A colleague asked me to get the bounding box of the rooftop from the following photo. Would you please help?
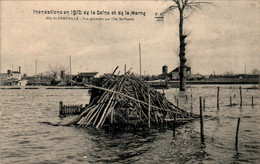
[78,72,98,77]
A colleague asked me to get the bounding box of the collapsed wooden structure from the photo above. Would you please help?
[66,69,197,130]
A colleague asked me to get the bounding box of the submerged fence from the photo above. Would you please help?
[171,86,259,113]
[59,101,85,115]
[169,85,258,150]
[58,85,257,150]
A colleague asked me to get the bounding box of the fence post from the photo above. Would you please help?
[63,105,66,114]
[80,104,83,113]
[59,101,63,115]
[252,96,254,107]
[162,88,165,96]
[200,97,205,144]
[239,86,242,107]
[235,118,240,150]
[217,87,220,110]
[148,89,151,131]
[191,94,193,115]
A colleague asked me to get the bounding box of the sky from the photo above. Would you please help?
[1,0,259,76]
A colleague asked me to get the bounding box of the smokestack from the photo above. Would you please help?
[60,70,65,79]
[19,66,21,73]
[162,65,168,74]
[7,70,11,75]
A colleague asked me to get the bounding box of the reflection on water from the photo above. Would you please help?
[1,85,260,163]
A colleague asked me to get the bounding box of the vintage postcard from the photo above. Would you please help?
[1,0,259,163]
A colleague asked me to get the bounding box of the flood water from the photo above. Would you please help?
[1,85,260,163]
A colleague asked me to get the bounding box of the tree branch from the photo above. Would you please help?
[187,1,214,9]
[173,0,181,9]
[160,5,178,17]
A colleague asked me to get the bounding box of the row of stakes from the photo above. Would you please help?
[200,96,240,151]
[168,86,254,151]
[171,86,255,111]
[170,96,241,150]
[60,86,251,150]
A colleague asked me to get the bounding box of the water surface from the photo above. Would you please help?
[1,85,259,163]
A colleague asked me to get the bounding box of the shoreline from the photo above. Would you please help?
[1,82,259,90]
[0,86,88,90]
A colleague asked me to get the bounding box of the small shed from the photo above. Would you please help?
[74,72,98,84]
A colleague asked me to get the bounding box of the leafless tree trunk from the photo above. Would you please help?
[49,65,67,80]
[160,0,212,91]
[179,9,186,91]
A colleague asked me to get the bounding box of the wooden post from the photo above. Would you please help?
[124,64,126,74]
[200,97,205,144]
[109,104,114,133]
[203,97,205,109]
[139,43,142,80]
[173,113,176,138]
[217,87,220,110]
[69,55,72,86]
[230,97,232,106]
[235,118,240,150]
[252,96,254,107]
[148,89,151,131]
[191,94,193,114]
[239,86,242,107]
[59,101,63,115]
[163,111,167,131]
[111,109,114,126]
[80,105,83,114]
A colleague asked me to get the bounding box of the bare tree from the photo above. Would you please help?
[49,65,67,80]
[252,69,260,75]
[160,0,213,91]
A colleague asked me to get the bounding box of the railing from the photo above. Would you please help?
[59,101,85,115]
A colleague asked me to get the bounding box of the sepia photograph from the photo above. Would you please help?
[1,0,259,163]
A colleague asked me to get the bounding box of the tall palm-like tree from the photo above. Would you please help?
[160,0,213,91]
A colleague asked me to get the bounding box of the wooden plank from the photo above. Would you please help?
[84,84,176,113]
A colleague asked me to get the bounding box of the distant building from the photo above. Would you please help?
[74,72,98,84]
[162,65,168,75]
[0,66,22,85]
[169,66,191,80]
[157,66,191,80]
[7,66,22,80]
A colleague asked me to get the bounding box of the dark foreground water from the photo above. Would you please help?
[1,85,260,163]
